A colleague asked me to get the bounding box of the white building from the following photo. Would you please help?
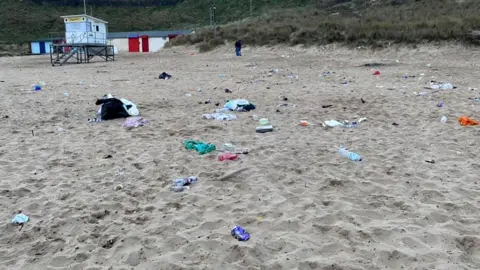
[107,30,192,53]
[61,14,108,44]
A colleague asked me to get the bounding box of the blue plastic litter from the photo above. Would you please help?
[12,213,29,225]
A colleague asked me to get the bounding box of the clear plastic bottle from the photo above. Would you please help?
[172,176,197,192]
[338,147,362,161]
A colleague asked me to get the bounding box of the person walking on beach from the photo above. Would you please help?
[235,40,242,56]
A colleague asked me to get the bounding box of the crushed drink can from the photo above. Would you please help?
[231,225,250,241]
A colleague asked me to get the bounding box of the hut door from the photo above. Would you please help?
[141,35,149,52]
[128,36,139,52]
[39,42,46,54]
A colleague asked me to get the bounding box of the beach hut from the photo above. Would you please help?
[29,39,53,55]
[108,30,192,53]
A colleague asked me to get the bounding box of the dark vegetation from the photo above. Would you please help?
[1,0,480,53]
[170,0,480,51]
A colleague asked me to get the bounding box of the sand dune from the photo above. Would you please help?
[0,44,479,270]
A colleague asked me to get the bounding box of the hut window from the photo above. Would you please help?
[96,25,99,32]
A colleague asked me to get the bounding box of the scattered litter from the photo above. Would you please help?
[32,84,41,91]
[12,213,29,230]
[324,120,344,128]
[469,87,478,91]
[278,95,288,101]
[358,117,368,123]
[122,117,148,129]
[403,74,416,79]
[259,118,270,126]
[323,119,360,128]
[89,94,140,122]
[300,120,310,126]
[441,115,448,123]
[172,176,197,192]
[414,92,427,96]
[64,92,69,97]
[425,159,436,164]
[218,153,238,161]
[426,82,455,90]
[219,74,226,79]
[437,101,444,108]
[392,122,399,126]
[322,105,333,108]
[373,70,381,75]
[231,225,250,241]
[256,125,273,133]
[339,147,362,162]
[202,113,237,121]
[104,155,113,159]
[159,72,172,80]
[224,99,256,112]
[361,98,366,104]
[256,118,273,132]
[220,143,249,154]
[287,74,298,79]
[252,114,259,121]
[184,140,216,155]
[268,69,280,76]
[114,184,123,191]
[225,88,232,93]
[458,116,479,126]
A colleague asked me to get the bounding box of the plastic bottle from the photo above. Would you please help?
[172,176,197,192]
[441,115,447,123]
[342,122,357,128]
[252,114,259,121]
[218,153,238,161]
[338,147,362,161]
[173,176,198,187]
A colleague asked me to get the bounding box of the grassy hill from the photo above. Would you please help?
[170,0,480,51]
[1,0,480,53]
[0,0,315,44]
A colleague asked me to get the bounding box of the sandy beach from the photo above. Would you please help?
[0,44,479,270]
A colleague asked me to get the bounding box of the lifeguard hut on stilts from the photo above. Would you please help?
[50,14,114,66]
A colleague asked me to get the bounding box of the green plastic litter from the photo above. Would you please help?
[184,140,216,155]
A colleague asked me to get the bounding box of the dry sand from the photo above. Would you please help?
[0,44,479,270]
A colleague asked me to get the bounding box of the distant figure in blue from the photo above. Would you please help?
[235,40,242,56]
